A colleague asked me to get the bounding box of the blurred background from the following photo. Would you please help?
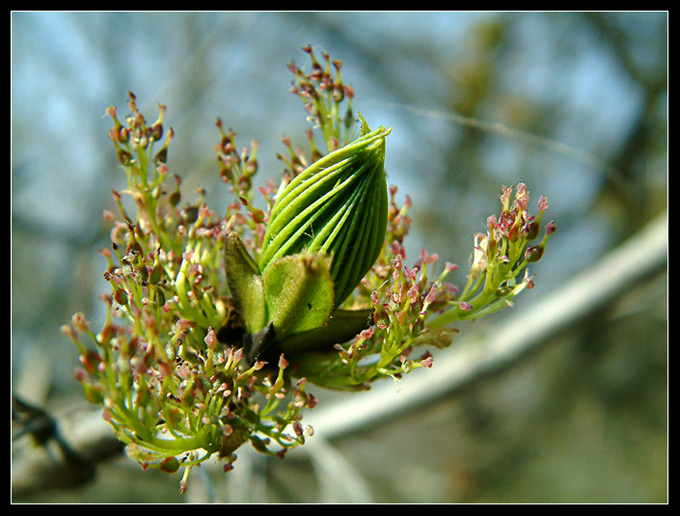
[11,12,667,503]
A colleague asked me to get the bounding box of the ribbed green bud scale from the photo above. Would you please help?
[260,121,391,307]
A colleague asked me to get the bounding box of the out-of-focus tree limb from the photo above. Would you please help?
[12,396,124,498]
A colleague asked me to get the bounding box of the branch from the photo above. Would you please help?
[12,396,124,498]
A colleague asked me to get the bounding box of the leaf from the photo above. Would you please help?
[224,231,266,334]
[263,252,335,341]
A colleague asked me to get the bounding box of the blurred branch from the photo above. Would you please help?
[11,210,667,499]
[12,396,124,498]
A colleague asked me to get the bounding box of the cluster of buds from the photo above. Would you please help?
[278,44,356,178]
[65,47,555,490]
[427,183,556,329]
[107,92,171,181]
[64,93,317,490]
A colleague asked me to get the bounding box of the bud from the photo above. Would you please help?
[81,382,104,405]
[524,244,544,263]
[159,456,180,474]
[259,117,391,307]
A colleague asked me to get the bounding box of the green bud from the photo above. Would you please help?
[81,382,105,405]
[159,456,180,474]
[260,117,390,307]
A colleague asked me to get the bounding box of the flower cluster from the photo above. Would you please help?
[64,46,554,490]
[293,180,556,391]
[63,93,317,492]
[287,44,356,155]
[426,183,556,329]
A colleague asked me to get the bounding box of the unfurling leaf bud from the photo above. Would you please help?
[260,117,391,307]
